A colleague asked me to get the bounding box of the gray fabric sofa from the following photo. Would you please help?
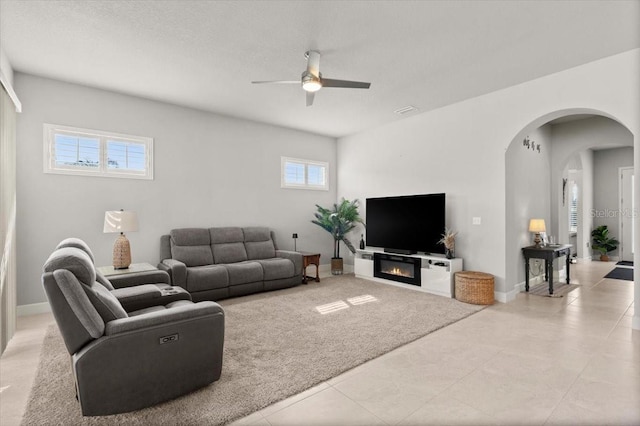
[159,227,303,301]
[42,244,225,416]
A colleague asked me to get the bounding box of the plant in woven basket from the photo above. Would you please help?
[438,228,458,259]
[311,198,364,274]
[591,225,618,261]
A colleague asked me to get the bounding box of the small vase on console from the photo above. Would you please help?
[439,228,458,260]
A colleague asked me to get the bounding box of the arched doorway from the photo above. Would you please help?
[505,109,637,331]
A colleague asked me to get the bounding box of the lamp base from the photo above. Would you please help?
[533,233,542,248]
[113,233,132,269]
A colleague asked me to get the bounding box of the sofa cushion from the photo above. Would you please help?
[243,227,271,242]
[243,227,276,260]
[84,282,128,322]
[44,248,127,322]
[245,240,276,260]
[213,243,248,264]
[170,228,213,267]
[43,247,96,286]
[55,238,96,263]
[225,262,263,285]
[186,265,229,292]
[256,258,295,281]
[52,239,115,290]
[210,227,244,244]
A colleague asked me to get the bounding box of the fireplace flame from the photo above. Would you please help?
[384,267,413,278]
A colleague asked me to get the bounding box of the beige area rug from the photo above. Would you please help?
[525,281,578,298]
[22,275,484,425]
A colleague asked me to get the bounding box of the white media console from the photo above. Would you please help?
[354,248,463,298]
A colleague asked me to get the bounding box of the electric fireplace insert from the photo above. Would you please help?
[373,253,421,286]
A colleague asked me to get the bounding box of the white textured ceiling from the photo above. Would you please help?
[1,0,638,138]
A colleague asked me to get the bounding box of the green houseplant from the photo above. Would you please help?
[591,225,619,261]
[312,198,364,274]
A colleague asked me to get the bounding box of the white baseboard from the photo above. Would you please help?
[17,301,51,316]
[495,281,525,303]
[495,277,538,303]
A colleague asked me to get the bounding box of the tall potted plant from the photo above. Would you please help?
[312,198,364,274]
[591,225,619,261]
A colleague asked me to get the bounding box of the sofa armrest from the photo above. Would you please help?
[109,270,171,289]
[160,259,187,288]
[111,284,162,303]
[105,301,223,335]
[111,284,188,312]
[276,250,303,274]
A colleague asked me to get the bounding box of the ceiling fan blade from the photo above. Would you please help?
[251,80,300,84]
[321,78,371,89]
[306,50,320,78]
[306,91,315,107]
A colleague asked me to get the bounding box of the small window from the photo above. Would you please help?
[43,124,153,180]
[569,182,578,233]
[281,157,328,190]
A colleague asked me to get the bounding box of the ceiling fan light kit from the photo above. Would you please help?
[301,71,322,92]
[252,50,371,106]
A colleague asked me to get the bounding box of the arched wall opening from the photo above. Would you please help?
[505,108,636,326]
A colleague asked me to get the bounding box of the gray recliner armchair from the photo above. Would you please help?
[54,237,192,311]
[42,245,225,416]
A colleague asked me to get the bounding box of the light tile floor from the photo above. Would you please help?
[1,261,638,425]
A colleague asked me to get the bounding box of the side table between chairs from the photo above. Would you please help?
[299,251,321,284]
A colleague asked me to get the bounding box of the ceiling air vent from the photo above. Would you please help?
[393,105,419,115]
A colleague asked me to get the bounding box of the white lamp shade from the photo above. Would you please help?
[103,210,139,233]
[528,219,546,233]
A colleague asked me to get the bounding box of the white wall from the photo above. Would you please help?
[16,73,337,307]
[549,117,633,257]
[550,118,633,260]
[505,125,552,288]
[0,45,18,352]
[338,49,639,301]
[593,147,634,257]
[579,150,595,261]
[0,46,14,88]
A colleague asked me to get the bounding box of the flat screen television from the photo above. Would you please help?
[366,193,445,255]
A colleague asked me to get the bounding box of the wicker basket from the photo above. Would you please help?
[455,271,495,305]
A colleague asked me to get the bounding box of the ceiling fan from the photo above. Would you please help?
[252,50,371,106]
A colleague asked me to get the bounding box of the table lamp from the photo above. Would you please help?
[103,210,139,269]
[528,219,546,248]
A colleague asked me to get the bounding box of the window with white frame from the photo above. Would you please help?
[43,124,153,180]
[281,157,328,190]
[569,182,578,233]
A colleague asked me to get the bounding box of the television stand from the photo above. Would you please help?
[354,248,463,298]
[383,248,416,255]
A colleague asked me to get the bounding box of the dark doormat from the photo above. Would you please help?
[616,260,633,267]
[604,267,634,281]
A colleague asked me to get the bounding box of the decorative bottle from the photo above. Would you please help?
[359,234,365,250]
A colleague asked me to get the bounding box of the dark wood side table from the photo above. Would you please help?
[299,251,321,284]
[522,244,572,295]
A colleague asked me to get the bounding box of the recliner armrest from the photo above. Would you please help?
[109,270,171,288]
[160,259,187,287]
[105,301,223,335]
[276,250,303,274]
[112,284,162,301]
[111,284,165,312]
